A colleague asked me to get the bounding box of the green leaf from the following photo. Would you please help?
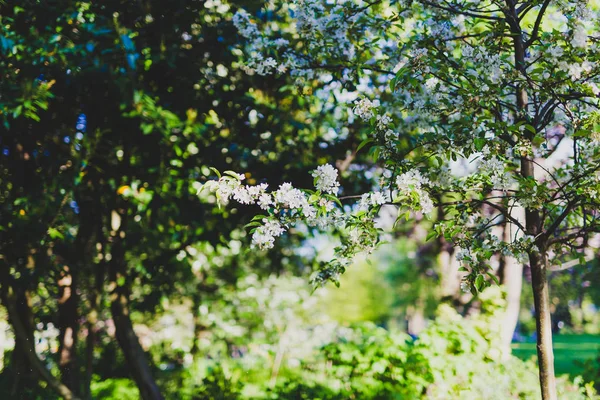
[425,231,438,242]
[209,167,221,179]
[475,274,484,291]
[487,272,499,286]
[357,138,374,153]
[524,124,536,135]
[47,227,64,239]
[474,138,486,151]
[224,170,243,180]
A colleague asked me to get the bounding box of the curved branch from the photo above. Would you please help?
[525,0,551,47]
[419,0,503,20]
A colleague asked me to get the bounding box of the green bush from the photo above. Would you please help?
[142,285,595,399]
[260,290,592,399]
[90,377,139,400]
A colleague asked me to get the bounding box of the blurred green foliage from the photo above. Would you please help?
[139,288,591,399]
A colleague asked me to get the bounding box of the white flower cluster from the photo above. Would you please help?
[557,59,593,81]
[396,169,429,191]
[307,209,345,230]
[200,165,346,250]
[311,164,340,194]
[353,98,379,121]
[501,235,537,263]
[233,10,259,39]
[202,173,247,205]
[294,0,357,60]
[462,45,504,83]
[479,156,513,190]
[572,24,588,49]
[376,114,392,130]
[231,9,293,76]
[455,248,471,262]
[460,280,470,293]
[200,165,389,275]
[252,218,286,249]
[233,183,269,205]
[395,169,434,215]
[358,192,389,210]
[273,182,313,214]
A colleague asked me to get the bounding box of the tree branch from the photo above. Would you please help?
[419,0,503,21]
[525,0,551,47]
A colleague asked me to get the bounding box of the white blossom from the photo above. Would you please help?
[274,183,309,209]
[232,186,253,204]
[257,193,272,210]
[232,10,259,38]
[353,98,379,121]
[252,219,286,250]
[396,170,434,215]
[370,192,388,206]
[460,281,470,293]
[396,169,429,191]
[311,164,340,194]
[376,114,392,130]
[572,24,588,49]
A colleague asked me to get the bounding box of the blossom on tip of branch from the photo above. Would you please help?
[311,164,340,194]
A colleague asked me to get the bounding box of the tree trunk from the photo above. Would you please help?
[438,241,462,300]
[499,205,525,353]
[190,292,206,358]
[521,149,557,399]
[522,151,557,399]
[10,288,36,395]
[506,2,557,395]
[84,255,105,400]
[60,194,99,396]
[109,234,164,400]
[529,250,556,400]
[406,301,426,336]
[1,283,79,400]
[499,255,523,351]
[57,265,80,395]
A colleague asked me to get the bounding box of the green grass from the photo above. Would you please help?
[512,334,600,377]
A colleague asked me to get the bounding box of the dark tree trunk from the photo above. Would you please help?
[57,266,80,395]
[84,254,105,400]
[190,292,205,358]
[505,2,557,396]
[529,249,557,400]
[10,289,36,396]
[109,233,164,400]
[0,280,79,400]
[57,204,97,396]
